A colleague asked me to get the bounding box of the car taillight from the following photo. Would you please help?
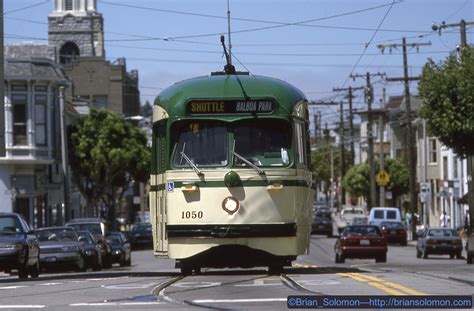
[452,240,462,245]
[427,240,438,245]
[342,238,358,246]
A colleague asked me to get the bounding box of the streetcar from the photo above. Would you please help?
[149,70,314,274]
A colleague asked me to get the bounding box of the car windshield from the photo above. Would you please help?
[344,226,382,237]
[107,235,122,244]
[427,229,458,237]
[233,120,292,167]
[37,229,78,242]
[342,209,364,215]
[382,222,404,229]
[0,216,24,235]
[132,224,152,232]
[78,232,94,244]
[67,224,103,235]
[316,210,331,218]
[172,121,228,167]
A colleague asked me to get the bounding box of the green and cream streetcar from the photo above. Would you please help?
[150,71,314,274]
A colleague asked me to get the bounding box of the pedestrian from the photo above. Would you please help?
[405,211,412,229]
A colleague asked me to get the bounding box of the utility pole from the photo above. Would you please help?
[350,72,384,209]
[333,86,365,166]
[379,113,386,207]
[433,19,474,234]
[59,87,70,223]
[0,0,4,157]
[378,38,431,239]
[339,101,346,206]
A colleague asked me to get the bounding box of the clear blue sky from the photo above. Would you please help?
[4,0,473,126]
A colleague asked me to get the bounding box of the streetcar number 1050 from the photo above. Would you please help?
[181,211,203,219]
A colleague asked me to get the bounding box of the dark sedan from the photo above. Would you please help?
[416,228,463,259]
[311,215,333,237]
[77,230,102,271]
[0,213,40,279]
[36,227,85,271]
[335,225,387,263]
[130,223,152,249]
[381,221,407,246]
[106,232,131,267]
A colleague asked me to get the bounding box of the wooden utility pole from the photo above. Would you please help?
[350,72,384,209]
[333,86,365,166]
[378,38,431,239]
[339,101,346,206]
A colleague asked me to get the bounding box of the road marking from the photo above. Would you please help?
[70,302,164,306]
[0,305,45,309]
[103,283,157,290]
[293,262,319,268]
[338,273,426,296]
[37,283,62,286]
[172,281,221,288]
[350,273,426,296]
[192,298,287,303]
[0,286,28,290]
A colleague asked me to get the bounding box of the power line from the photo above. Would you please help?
[3,1,49,15]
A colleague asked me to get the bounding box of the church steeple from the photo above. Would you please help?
[49,0,104,62]
[52,0,97,16]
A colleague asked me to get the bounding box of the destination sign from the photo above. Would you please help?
[187,100,275,115]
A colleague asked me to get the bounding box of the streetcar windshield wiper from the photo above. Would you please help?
[179,143,204,177]
[231,150,265,175]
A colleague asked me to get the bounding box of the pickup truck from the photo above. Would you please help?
[335,206,368,234]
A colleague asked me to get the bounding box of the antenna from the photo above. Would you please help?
[227,0,232,66]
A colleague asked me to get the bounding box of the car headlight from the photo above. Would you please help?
[62,246,78,252]
[114,249,122,255]
[222,196,239,214]
[85,250,94,256]
[0,243,24,250]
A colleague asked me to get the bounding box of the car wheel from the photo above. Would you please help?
[29,260,40,278]
[401,240,407,246]
[335,253,340,263]
[376,255,387,263]
[416,249,421,258]
[119,253,126,267]
[75,255,85,272]
[467,253,473,264]
[456,252,462,259]
[449,254,455,259]
[422,250,428,259]
[125,254,131,267]
[93,255,102,271]
[327,232,333,238]
[18,263,28,279]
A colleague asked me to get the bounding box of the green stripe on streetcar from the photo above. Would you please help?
[149,180,308,192]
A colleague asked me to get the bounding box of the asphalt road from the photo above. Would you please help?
[0,237,472,310]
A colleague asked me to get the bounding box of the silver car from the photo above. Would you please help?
[35,227,85,271]
[416,228,463,259]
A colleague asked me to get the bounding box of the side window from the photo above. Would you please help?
[386,211,397,219]
[374,210,384,219]
[153,120,167,174]
[294,122,305,166]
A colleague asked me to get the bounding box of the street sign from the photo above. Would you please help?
[376,170,390,186]
[420,182,431,203]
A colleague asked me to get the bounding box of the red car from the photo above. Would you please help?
[335,225,387,263]
[381,221,407,246]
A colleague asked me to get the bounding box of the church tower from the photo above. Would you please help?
[48,0,104,64]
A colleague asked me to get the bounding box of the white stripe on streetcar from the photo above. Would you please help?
[192,298,287,303]
[0,306,45,309]
[0,286,28,290]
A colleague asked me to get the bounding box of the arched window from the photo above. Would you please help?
[59,42,80,64]
[65,0,73,11]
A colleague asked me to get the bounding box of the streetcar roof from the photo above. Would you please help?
[154,74,307,117]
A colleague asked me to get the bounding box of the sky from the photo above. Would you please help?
[4,0,474,129]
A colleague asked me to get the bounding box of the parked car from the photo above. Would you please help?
[130,223,153,249]
[334,225,387,263]
[106,232,131,267]
[381,221,407,246]
[35,227,85,271]
[66,218,112,268]
[0,213,40,279]
[368,207,402,228]
[77,230,102,271]
[467,233,473,264]
[335,206,367,233]
[416,228,463,259]
[311,214,333,237]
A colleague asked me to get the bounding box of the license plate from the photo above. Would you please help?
[318,225,325,229]
[360,239,370,245]
[390,231,397,235]
[45,257,56,262]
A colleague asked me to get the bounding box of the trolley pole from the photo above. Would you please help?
[350,72,384,209]
[378,38,431,239]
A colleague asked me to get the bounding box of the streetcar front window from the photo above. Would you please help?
[233,120,291,167]
[172,121,228,167]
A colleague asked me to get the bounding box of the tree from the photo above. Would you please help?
[140,100,153,119]
[343,158,409,207]
[69,109,151,228]
[418,46,474,233]
[311,141,350,202]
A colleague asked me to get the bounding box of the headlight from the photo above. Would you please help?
[222,196,239,214]
[0,243,24,250]
[62,246,78,252]
[85,250,94,256]
[114,249,122,255]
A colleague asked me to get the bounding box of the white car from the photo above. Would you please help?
[335,206,367,233]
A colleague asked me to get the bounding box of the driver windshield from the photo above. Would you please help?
[234,120,291,167]
[0,216,24,235]
[37,229,78,242]
[172,121,228,167]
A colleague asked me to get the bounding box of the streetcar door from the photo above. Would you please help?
[153,120,168,257]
